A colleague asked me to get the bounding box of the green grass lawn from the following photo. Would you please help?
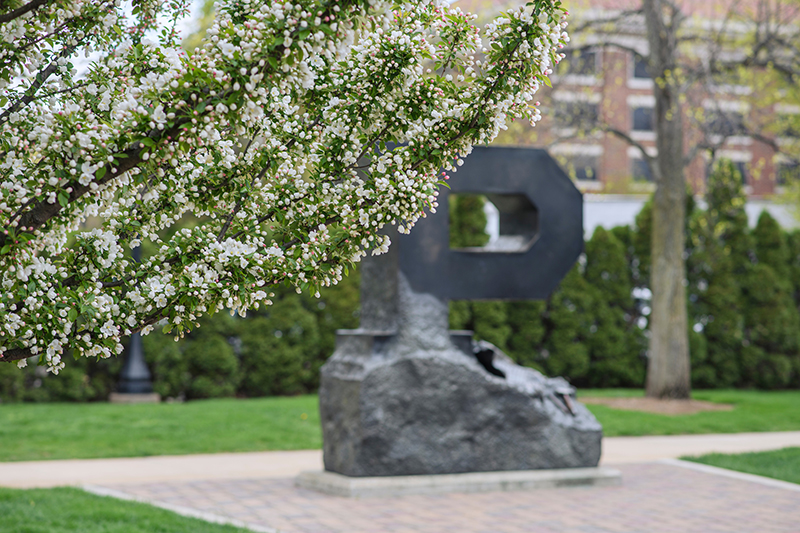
[684,447,800,485]
[579,389,800,437]
[2,390,799,462]
[0,486,249,533]
[0,395,320,462]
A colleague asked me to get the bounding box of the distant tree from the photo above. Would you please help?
[238,296,320,397]
[583,226,646,387]
[689,160,750,388]
[740,212,800,389]
[471,301,512,351]
[548,0,800,398]
[506,299,547,369]
[540,264,594,384]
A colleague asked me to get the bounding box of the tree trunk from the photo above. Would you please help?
[643,0,691,399]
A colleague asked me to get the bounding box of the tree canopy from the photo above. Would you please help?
[0,0,568,372]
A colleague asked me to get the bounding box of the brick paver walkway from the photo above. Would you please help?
[99,462,800,533]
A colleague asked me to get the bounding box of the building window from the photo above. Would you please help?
[560,49,597,77]
[633,55,650,79]
[554,101,600,129]
[707,111,746,137]
[563,155,599,181]
[631,159,653,182]
[632,107,654,132]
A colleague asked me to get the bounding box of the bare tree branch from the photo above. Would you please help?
[602,125,656,167]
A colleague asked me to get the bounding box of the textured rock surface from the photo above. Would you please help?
[319,277,603,477]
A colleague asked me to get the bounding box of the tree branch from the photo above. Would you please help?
[0,0,47,24]
[0,118,188,249]
[0,347,33,363]
[0,42,80,126]
[602,125,655,166]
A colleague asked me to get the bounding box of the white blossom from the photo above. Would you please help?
[0,0,567,372]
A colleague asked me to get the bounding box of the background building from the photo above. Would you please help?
[458,0,800,202]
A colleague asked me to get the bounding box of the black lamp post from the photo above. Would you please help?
[117,245,154,394]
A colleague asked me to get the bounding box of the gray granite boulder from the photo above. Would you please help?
[319,276,603,477]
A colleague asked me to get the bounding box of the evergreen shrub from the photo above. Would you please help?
[239,297,321,397]
[538,265,594,383]
[7,157,800,400]
[583,227,647,387]
[687,160,749,388]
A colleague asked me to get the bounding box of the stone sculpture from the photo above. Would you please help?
[319,147,603,477]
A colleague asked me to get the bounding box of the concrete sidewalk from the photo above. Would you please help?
[2,431,800,488]
[599,430,800,463]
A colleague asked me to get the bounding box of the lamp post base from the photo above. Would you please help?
[108,392,161,404]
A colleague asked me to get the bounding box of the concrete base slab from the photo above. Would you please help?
[108,393,161,404]
[295,467,622,498]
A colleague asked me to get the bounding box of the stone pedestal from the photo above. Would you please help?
[296,466,622,497]
[319,274,603,477]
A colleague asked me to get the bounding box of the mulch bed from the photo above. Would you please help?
[579,396,734,415]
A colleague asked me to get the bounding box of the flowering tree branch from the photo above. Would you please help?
[0,0,569,370]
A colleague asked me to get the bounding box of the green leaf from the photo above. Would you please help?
[58,191,69,207]
[267,57,278,69]
[140,137,155,148]
[96,166,106,180]
[68,308,78,322]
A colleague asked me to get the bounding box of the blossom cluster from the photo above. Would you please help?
[0,0,569,372]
